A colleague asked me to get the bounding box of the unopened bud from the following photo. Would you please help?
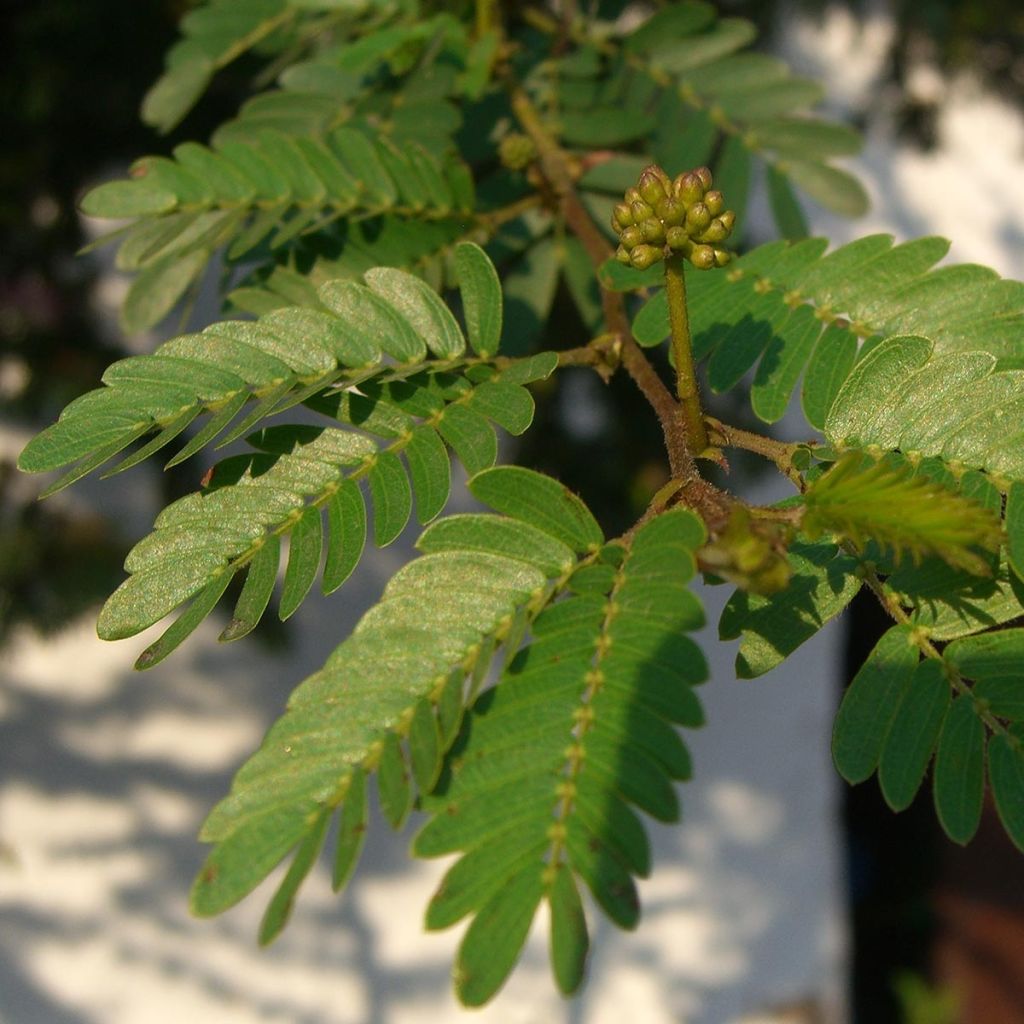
[685,202,711,232]
[656,196,685,226]
[624,187,642,206]
[690,244,715,269]
[638,168,668,206]
[641,217,666,243]
[615,245,631,265]
[714,248,731,267]
[701,218,729,243]
[675,172,704,205]
[695,166,713,191]
[612,203,634,230]
[629,245,662,270]
[620,225,644,249]
[704,190,724,216]
[666,226,689,250]
[630,199,655,222]
[718,209,736,233]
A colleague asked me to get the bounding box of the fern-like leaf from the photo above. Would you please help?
[189,467,602,936]
[414,509,708,1004]
[18,246,525,492]
[558,4,866,242]
[802,452,1003,575]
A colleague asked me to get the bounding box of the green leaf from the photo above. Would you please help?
[469,467,603,553]
[417,514,575,576]
[467,382,535,436]
[825,335,933,446]
[332,768,368,892]
[455,864,545,1007]
[279,505,323,621]
[750,304,822,422]
[783,159,869,218]
[377,731,412,829]
[597,258,665,293]
[713,135,752,239]
[625,2,716,52]
[558,108,656,147]
[455,242,502,357]
[548,863,588,996]
[368,451,412,546]
[759,118,862,160]
[878,658,950,811]
[409,698,442,792]
[647,18,757,74]
[800,324,857,431]
[323,479,366,594]
[142,57,213,134]
[1006,482,1024,582]
[437,404,497,475]
[121,249,208,334]
[832,625,920,784]
[945,629,1024,719]
[81,179,178,218]
[220,535,280,642]
[364,267,465,359]
[766,164,808,240]
[258,806,331,946]
[988,734,1024,852]
[134,571,234,671]
[932,696,985,844]
[802,452,1002,575]
[719,540,861,678]
[404,425,451,525]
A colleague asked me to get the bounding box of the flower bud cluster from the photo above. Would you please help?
[498,133,538,172]
[612,165,734,271]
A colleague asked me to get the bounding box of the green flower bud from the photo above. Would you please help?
[674,172,704,206]
[624,187,642,206]
[718,209,736,233]
[665,226,689,251]
[656,196,685,226]
[704,190,724,216]
[615,244,632,265]
[714,248,731,267]
[620,225,644,249]
[701,218,729,243]
[641,217,666,243]
[612,203,634,230]
[685,202,711,232]
[630,200,655,222]
[629,245,663,270]
[690,244,715,269]
[498,133,537,171]
[638,168,668,206]
[695,166,713,191]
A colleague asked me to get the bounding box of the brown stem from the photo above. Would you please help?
[707,416,808,490]
[508,85,692,479]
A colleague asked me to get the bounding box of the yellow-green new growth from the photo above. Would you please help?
[611,164,735,270]
[802,453,1004,576]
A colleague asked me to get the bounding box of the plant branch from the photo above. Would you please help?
[707,417,808,489]
[507,84,692,480]
[664,255,708,453]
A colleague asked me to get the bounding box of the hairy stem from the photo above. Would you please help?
[707,417,808,489]
[664,255,708,454]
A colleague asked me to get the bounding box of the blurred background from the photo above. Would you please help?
[1,1,1023,1022]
